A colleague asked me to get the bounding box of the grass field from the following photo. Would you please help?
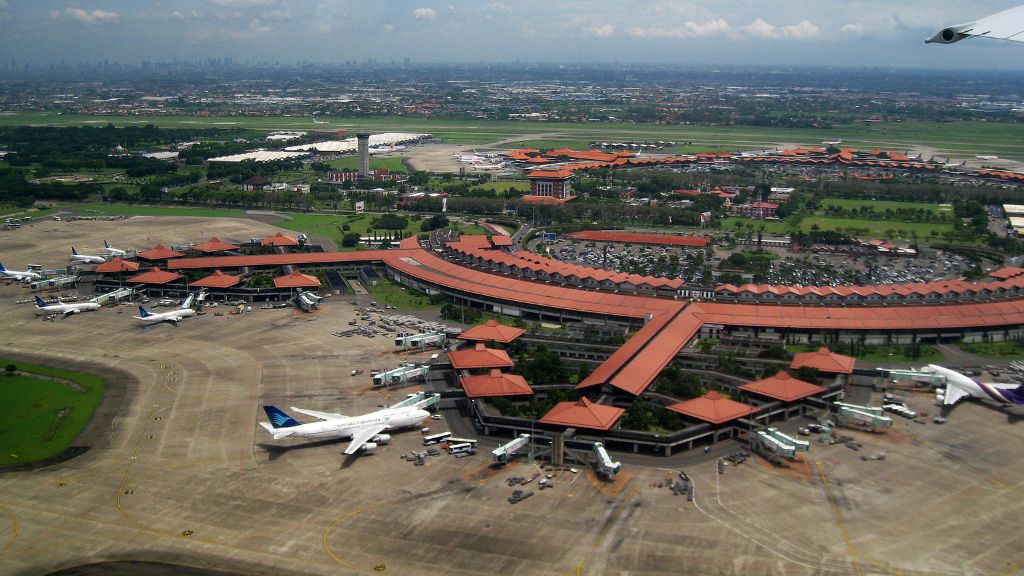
[328,156,407,173]
[821,199,951,214]
[470,180,530,193]
[720,218,793,234]
[364,278,437,310]
[957,340,1024,359]
[4,114,1022,159]
[0,359,106,465]
[799,216,953,238]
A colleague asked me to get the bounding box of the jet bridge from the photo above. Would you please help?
[390,391,440,411]
[29,275,78,291]
[594,442,621,479]
[492,434,531,465]
[372,363,429,387]
[395,332,447,349]
[834,402,893,432]
[878,368,946,387]
[753,428,810,460]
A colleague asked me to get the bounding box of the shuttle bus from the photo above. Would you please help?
[445,437,478,446]
[423,432,452,446]
[447,442,477,455]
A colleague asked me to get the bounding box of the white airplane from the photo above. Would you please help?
[34,295,100,316]
[452,152,486,163]
[927,4,1024,44]
[260,404,430,455]
[473,162,506,171]
[103,240,127,257]
[70,247,105,265]
[0,262,41,282]
[132,293,197,324]
[311,116,329,125]
[922,364,1024,407]
[822,139,843,146]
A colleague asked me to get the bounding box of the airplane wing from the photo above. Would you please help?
[289,407,346,420]
[943,383,970,406]
[927,5,1024,44]
[343,425,387,455]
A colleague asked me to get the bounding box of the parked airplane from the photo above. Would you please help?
[34,295,100,316]
[927,4,1024,44]
[103,240,127,257]
[259,404,430,454]
[922,364,1024,406]
[311,116,329,125]
[70,247,105,265]
[0,263,41,282]
[132,293,198,324]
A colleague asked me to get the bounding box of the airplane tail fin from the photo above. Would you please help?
[138,306,151,318]
[104,240,111,248]
[34,296,46,307]
[263,405,302,428]
[0,262,6,271]
[1008,385,1024,405]
[71,246,79,255]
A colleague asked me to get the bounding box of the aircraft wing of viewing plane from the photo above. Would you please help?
[259,404,430,455]
[923,364,1024,406]
[927,4,1024,44]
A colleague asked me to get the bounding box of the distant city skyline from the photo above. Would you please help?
[0,1,1022,70]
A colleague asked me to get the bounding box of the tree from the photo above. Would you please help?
[620,398,656,431]
[4,364,15,376]
[341,232,362,248]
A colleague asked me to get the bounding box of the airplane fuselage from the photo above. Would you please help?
[926,364,1024,406]
[35,302,100,316]
[133,308,197,323]
[267,407,428,440]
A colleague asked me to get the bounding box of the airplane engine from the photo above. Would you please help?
[370,434,391,445]
[926,24,973,44]
[359,442,378,452]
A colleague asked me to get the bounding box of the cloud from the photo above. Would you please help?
[587,23,615,38]
[483,2,510,15]
[412,7,436,20]
[209,0,276,6]
[741,18,819,40]
[383,22,395,33]
[629,18,730,39]
[838,22,865,36]
[63,7,120,25]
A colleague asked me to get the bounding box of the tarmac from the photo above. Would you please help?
[0,216,1023,575]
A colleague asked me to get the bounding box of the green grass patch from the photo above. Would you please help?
[786,343,943,362]
[821,199,949,213]
[276,213,422,245]
[364,278,437,310]
[470,180,530,194]
[720,218,793,234]
[799,216,952,239]
[0,359,106,465]
[0,206,60,220]
[957,340,1024,359]
[328,156,407,173]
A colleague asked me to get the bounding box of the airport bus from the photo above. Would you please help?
[447,442,477,455]
[422,432,452,446]
[445,437,478,446]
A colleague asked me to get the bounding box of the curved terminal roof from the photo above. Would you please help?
[789,348,855,375]
[94,257,139,274]
[273,271,320,288]
[667,391,759,425]
[740,371,826,402]
[191,270,241,289]
[458,319,526,344]
[261,232,299,247]
[460,370,533,398]
[127,267,182,285]
[539,397,624,431]
[192,237,239,253]
[448,343,515,371]
[137,244,184,260]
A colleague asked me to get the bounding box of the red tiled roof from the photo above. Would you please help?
[460,369,533,398]
[526,170,573,179]
[192,237,239,253]
[790,347,855,374]
[261,232,299,247]
[667,391,759,425]
[491,235,514,247]
[739,371,825,402]
[127,267,182,285]
[459,319,526,343]
[448,343,515,370]
[166,250,396,270]
[273,271,320,288]
[521,195,576,205]
[457,235,493,249]
[190,269,241,289]
[539,397,624,431]
[137,244,185,260]
[990,267,1024,280]
[567,231,711,248]
[94,257,139,274]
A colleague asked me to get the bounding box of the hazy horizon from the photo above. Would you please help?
[0,1,1023,70]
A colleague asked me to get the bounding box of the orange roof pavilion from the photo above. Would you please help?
[460,369,533,398]
[136,244,185,260]
[539,397,624,431]
[127,267,182,285]
[740,371,826,403]
[191,269,242,289]
[567,231,711,248]
[459,319,526,344]
[193,237,240,253]
[790,348,855,375]
[261,232,300,247]
[95,257,139,274]
[273,271,321,289]
[448,343,515,371]
[667,391,759,425]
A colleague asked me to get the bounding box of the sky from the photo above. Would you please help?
[0,1,1022,69]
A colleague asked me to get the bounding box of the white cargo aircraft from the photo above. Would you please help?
[70,247,106,265]
[0,263,41,282]
[103,240,127,257]
[927,4,1024,44]
[260,404,430,455]
[922,364,1024,407]
[132,293,198,324]
[34,295,100,316]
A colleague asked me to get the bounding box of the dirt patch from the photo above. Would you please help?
[755,453,813,482]
[463,460,521,482]
[587,468,633,496]
[846,426,915,446]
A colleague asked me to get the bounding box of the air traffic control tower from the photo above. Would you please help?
[356,133,371,178]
